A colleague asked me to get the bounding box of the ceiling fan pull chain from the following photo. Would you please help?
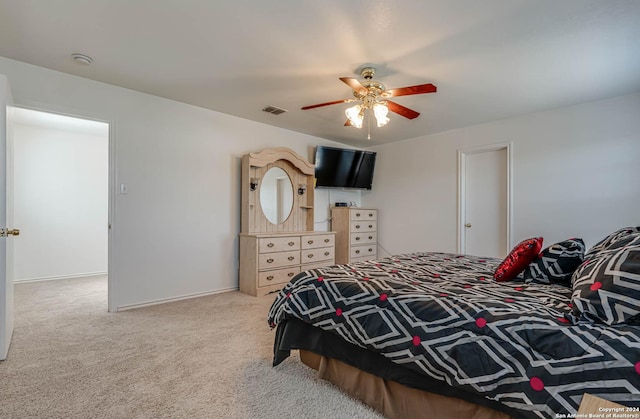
[367,111,371,140]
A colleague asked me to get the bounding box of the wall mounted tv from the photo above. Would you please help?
[314,146,377,190]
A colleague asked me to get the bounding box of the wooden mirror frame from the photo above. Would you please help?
[241,147,315,234]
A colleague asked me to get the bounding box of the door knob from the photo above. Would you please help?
[465,223,472,228]
[0,228,20,237]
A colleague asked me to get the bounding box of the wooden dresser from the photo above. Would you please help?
[332,207,378,264]
[239,147,336,296]
[239,231,335,296]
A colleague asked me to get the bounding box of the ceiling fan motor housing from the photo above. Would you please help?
[356,67,385,103]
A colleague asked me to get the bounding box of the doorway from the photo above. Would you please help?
[11,107,111,306]
[457,143,512,258]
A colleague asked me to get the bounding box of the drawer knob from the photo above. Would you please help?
[324,251,330,256]
[288,272,295,277]
[369,225,373,228]
[267,258,274,263]
[288,241,295,246]
[355,225,361,229]
[356,213,361,217]
[369,213,373,217]
[308,240,314,244]
[288,256,295,261]
[368,248,373,252]
[355,250,360,254]
[266,275,274,281]
[369,236,373,240]
[324,238,330,243]
[355,237,360,241]
[308,254,314,259]
[267,243,275,248]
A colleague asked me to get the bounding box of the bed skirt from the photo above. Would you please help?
[273,318,521,419]
[300,350,511,419]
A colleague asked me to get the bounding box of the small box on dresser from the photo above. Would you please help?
[332,207,378,264]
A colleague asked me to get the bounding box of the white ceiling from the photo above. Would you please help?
[1,0,639,147]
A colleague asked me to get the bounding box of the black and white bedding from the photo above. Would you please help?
[268,252,640,418]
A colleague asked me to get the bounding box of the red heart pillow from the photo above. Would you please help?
[494,237,544,282]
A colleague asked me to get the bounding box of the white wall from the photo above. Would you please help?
[364,93,640,257]
[13,122,108,281]
[0,56,360,309]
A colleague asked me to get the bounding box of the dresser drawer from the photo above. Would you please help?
[258,236,300,253]
[258,266,300,287]
[350,232,377,245]
[302,246,335,263]
[301,234,335,250]
[350,221,376,233]
[350,209,377,221]
[258,250,300,269]
[350,245,376,260]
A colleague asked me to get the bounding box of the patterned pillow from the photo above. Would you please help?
[570,232,640,325]
[521,238,585,285]
[585,226,640,257]
[494,237,543,282]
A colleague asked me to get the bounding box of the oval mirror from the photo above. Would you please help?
[260,167,293,224]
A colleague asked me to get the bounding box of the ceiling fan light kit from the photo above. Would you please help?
[372,102,390,127]
[345,104,364,128]
[302,66,437,139]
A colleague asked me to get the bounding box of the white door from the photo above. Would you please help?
[0,75,15,360]
[458,145,511,258]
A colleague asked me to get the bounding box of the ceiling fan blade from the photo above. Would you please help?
[339,77,367,95]
[301,99,349,110]
[387,100,420,119]
[344,119,352,126]
[385,83,437,98]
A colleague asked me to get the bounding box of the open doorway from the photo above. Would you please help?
[11,108,109,307]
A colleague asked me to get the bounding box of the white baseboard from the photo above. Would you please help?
[14,271,108,284]
[116,286,239,312]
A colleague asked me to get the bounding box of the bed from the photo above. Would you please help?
[267,228,640,418]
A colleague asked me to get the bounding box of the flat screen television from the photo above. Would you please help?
[314,146,377,190]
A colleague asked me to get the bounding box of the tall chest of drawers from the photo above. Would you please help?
[239,231,336,296]
[331,207,378,264]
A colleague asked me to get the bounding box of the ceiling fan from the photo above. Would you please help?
[301,67,437,135]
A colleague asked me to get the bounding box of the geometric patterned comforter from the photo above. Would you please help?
[267,252,640,418]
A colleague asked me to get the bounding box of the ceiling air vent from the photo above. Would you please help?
[262,105,287,115]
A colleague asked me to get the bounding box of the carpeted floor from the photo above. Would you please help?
[0,276,383,419]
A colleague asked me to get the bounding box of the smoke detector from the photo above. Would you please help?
[71,53,93,65]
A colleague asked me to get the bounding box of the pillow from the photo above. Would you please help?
[494,237,543,282]
[569,232,640,325]
[521,238,585,285]
[585,226,640,257]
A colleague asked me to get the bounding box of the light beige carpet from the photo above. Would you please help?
[0,276,383,419]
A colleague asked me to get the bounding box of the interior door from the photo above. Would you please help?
[0,74,15,360]
[463,147,508,258]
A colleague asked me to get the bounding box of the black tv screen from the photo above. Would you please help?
[314,146,377,190]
